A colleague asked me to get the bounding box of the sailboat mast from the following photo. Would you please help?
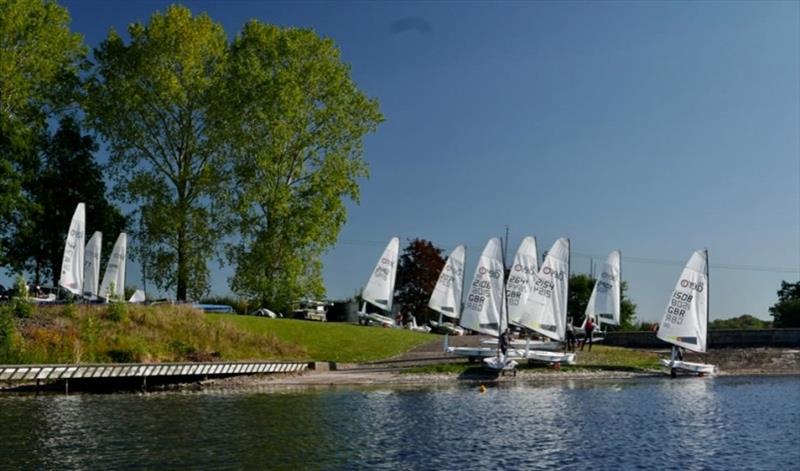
[705,249,709,351]
[460,245,467,321]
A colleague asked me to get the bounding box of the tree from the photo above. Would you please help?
[394,239,446,325]
[0,0,85,253]
[709,314,771,330]
[221,21,382,310]
[769,281,800,328]
[85,5,229,300]
[1,117,126,286]
[568,273,637,330]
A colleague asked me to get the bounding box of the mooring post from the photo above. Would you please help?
[36,379,40,395]
[64,379,69,395]
[142,376,147,392]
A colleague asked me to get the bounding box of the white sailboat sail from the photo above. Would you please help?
[83,231,102,298]
[459,238,505,337]
[657,250,708,353]
[99,233,127,301]
[58,203,86,295]
[361,237,399,312]
[521,238,570,341]
[507,236,539,326]
[428,245,466,320]
[585,250,621,327]
[129,289,146,303]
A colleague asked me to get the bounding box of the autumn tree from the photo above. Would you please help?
[221,21,382,311]
[85,5,229,300]
[2,117,126,285]
[568,273,637,330]
[394,239,446,325]
[769,281,800,328]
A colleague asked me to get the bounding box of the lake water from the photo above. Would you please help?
[1,375,798,470]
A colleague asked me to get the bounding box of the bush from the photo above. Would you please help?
[11,298,32,318]
[105,302,127,322]
[0,312,18,362]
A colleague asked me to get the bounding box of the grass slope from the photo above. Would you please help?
[208,314,435,363]
[0,303,435,364]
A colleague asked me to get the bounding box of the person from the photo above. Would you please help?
[499,330,509,357]
[395,311,403,327]
[565,317,576,352]
[581,316,595,352]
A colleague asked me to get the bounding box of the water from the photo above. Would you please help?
[1,376,798,470]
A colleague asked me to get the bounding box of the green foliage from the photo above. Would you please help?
[770,281,800,328]
[2,117,125,285]
[395,239,446,324]
[568,274,637,329]
[0,0,86,252]
[105,301,127,322]
[222,21,382,311]
[710,314,772,330]
[0,311,18,362]
[85,5,229,301]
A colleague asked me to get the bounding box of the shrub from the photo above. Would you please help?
[105,302,127,322]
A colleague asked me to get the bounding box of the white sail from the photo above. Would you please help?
[99,233,127,301]
[129,289,146,303]
[428,245,466,320]
[585,250,621,327]
[521,238,570,341]
[459,238,505,337]
[83,231,102,298]
[361,237,399,312]
[507,236,539,326]
[58,203,86,295]
[657,250,708,353]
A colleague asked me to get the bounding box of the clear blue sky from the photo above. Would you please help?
[55,0,799,321]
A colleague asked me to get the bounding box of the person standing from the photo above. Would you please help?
[581,316,595,352]
[565,317,576,352]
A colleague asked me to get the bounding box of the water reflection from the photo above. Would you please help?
[1,376,798,470]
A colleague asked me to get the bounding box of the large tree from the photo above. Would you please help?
[85,5,229,300]
[222,21,382,310]
[2,117,126,286]
[0,0,85,253]
[568,273,637,329]
[394,239,446,325]
[769,281,800,328]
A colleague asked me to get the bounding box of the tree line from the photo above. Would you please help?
[0,1,382,309]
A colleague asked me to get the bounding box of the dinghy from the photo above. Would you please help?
[428,245,466,336]
[58,203,86,296]
[128,289,146,303]
[83,231,102,299]
[514,238,575,365]
[580,250,622,343]
[99,233,127,301]
[656,250,716,376]
[358,237,400,328]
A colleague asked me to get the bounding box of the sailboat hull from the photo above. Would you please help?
[659,358,716,375]
[483,356,518,373]
[523,351,576,365]
[429,321,465,336]
[358,311,396,328]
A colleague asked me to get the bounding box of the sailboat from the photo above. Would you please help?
[580,250,622,341]
[515,237,576,364]
[455,238,517,372]
[58,202,86,296]
[358,237,400,328]
[128,289,146,303]
[83,231,102,299]
[428,245,466,336]
[99,233,127,301]
[657,250,716,376]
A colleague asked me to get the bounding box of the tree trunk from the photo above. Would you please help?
[177,230,187,301]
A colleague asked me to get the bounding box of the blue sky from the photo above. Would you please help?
[50,0,800,321]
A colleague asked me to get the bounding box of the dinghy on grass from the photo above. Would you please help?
[58,203,86,297]
[99,233,127,302]
[358,237,400,328]
[657,250,716,377]
[428,245,466,336]
[83,231,102,300]
[579,250,622,342]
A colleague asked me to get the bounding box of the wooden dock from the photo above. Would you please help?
[0,361,308,392]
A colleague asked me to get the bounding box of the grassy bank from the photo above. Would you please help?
[0,304,433,364]
[208,314,434,362]
[405,345,662,375]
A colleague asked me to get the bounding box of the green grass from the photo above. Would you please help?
[403,345,662,375]
[208,314,435,363]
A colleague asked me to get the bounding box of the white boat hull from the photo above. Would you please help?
[358,311,396,328]
[523,350,576,365]
[481,338,561,351]
[429,321,465,336]
[659,358,716,375]
[483,356,518,373]
[446,346,575,364]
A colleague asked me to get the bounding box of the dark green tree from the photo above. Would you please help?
[769,281,800,328]
[85,5,229,300]
[709,314,771,330]
[222,21,382,310]
[2,117,126,286]
[568,273,637,330]
[394,239,446,325]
